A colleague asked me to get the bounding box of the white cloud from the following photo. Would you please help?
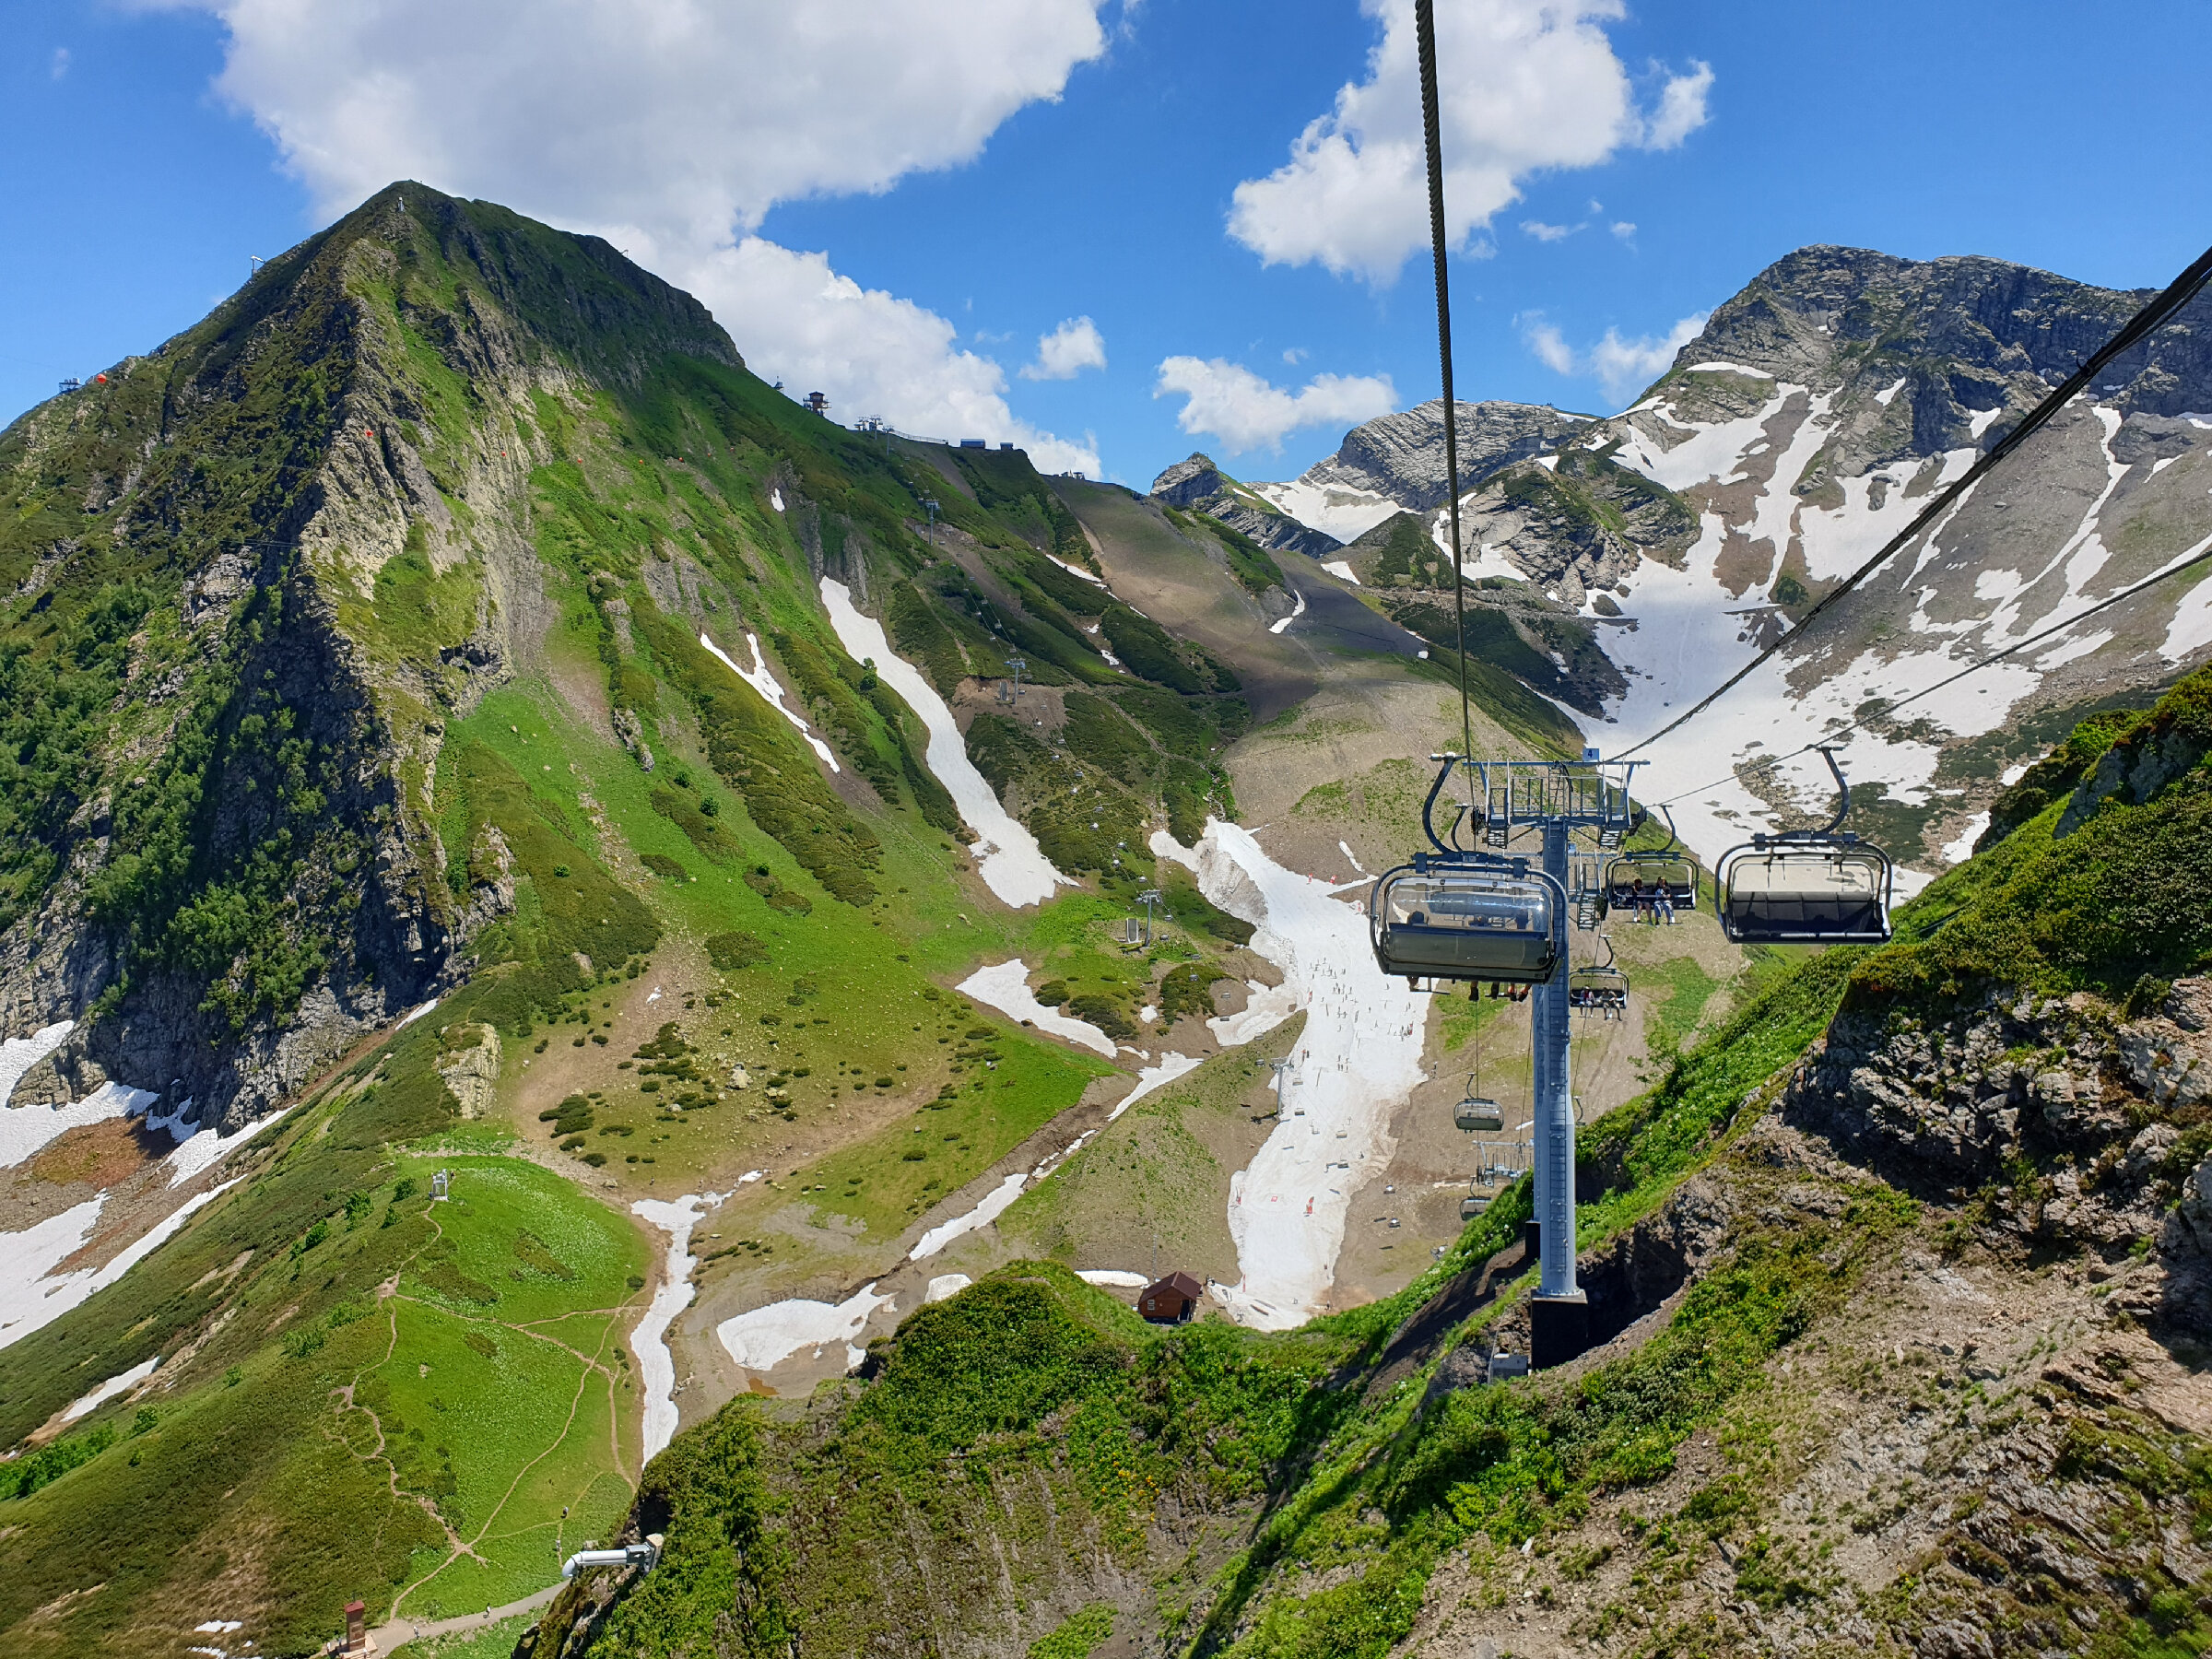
[1154,358,1395,453]
[1521,219,1581,241]
[1227,0,1712,284]
[1282,346,1309,365]
[51,46,70,79]
[673,240,1098,475]
[162,0,1110,468]
[1610,219,1637,240]
[1642,60,1714,149]
[1587,315,1705,403]
[1020,316,1108,381]
[1518,309,1707,406]
[182,0,1110,243]
[1522,318,1576,376]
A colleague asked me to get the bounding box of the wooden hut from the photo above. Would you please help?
[1138,1271,1203,1324]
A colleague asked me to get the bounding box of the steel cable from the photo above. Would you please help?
[1414,0,1476,773]
[1647,534,2212,812]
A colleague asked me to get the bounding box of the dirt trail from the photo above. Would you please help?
[372,1583,561,1652]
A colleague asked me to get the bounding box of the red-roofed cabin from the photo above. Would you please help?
[1138,1271,1204,1324]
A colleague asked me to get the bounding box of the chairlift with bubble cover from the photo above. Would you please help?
[1453,1052,1503,1133]
[1370,759,1565,989]
[1567,935,1629,1018]
[1603,806,1699,917]
[1715,747,1894,946]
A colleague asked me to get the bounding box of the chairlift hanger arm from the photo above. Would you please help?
[1421,752,1479,854]
[1816,747,1850,838]
[1751,745,1855,845]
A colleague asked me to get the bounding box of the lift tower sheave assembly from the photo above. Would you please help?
[1372,749,1639,1370]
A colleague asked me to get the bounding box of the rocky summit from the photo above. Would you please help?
[1147,451,1344,558]
[1253,245,2212,880]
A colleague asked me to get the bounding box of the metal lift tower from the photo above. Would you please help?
[1457,751,1639,1368]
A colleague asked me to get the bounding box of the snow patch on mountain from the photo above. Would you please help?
[1249,477,1404,543]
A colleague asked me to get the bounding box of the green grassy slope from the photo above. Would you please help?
[0,182,1357,1653]
[571,667,2212,1658]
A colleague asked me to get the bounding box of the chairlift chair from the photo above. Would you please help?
[1567,935,1630,1018]
[1715,748,1895,945]
[1461,1192,1488,1220]
[1603,806,1700,918]
[1453,1092,1504,1133]
[1369,858,1563,986]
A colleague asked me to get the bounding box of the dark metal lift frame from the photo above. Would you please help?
[1420,750,1641,1368]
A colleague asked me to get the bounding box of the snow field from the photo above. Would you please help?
[698,630,841,773]
[0,1019,74,1112]
[959,959,1116,1054]
[0,1179,241,1352]
[0,1077,156,1170]
[61,1354,161,1422]
[1155,821,1428,1331]
[910,1172,1027,1261]
[1250,477,1404,543]
[818,578,1076,907]
[629,1190,728,1460]
[714,1282,892,1375]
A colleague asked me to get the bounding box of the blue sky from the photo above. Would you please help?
[6,1,2212,488]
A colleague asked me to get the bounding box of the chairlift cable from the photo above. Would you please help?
[1648,533,2212,813]
[1415,0,1476,780]
[1613,238,2212,764]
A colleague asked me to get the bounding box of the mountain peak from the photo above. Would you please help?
[1665,241,2208,418]
[1148,452,1222,507]
[1242,397,1589,541]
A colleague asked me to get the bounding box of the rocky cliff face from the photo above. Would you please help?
[1257,247,2212,878]
[1250,399,1591,542]
[1786,979,2212,1331]
[0,183,743,1130]
[1147,452,1342,558]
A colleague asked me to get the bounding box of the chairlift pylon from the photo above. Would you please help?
[1715,747,1894,945]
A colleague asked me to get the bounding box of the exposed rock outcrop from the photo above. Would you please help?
[1784,979,2212,1334]
[433,1024,500,1119]
[1285,400,1592,512]
[1147,453,1342,558]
